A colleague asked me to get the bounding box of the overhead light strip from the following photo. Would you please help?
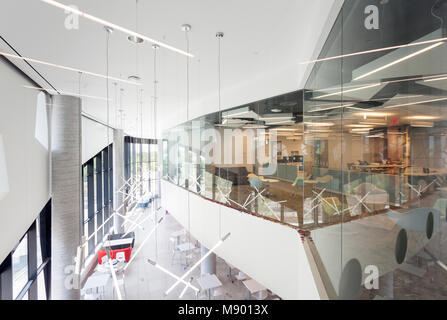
[308,95,422,113]
[315,83,382,99]
[301,37,447,65]
[40,0,194,58]
[0,51,140,86]
[384,97,447,109]
[23,85,111,101]
[354,42,444,81]
[164,233,231,296]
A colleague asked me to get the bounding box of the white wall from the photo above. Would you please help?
[81,117,113,164]
[161,180,320,300]
[0,58,51,264]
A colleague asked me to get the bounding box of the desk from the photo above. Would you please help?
[242,279,266,300]
[177,242,196,252]
[197,274,222,300]
[83,273,110,299]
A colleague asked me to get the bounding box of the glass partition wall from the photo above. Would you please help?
[162,91,305,228]
[304,0,447,299]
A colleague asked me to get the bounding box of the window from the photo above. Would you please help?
[124,136,160,201]
[0,200,51,300]
[81,144,113,258]
[12,234,27,299]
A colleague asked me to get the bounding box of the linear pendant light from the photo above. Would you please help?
[23,85,110,101]
[164,232,231,296]
[147,259,200,293]
[301,37,447,65]
[354,42,443,81]
[39,0,194,58]
[315,83,381,99]
[0,51,140,86]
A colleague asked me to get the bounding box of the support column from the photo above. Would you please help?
[113,129,125,234]
[51,95,81,300]
[201,245,216,275]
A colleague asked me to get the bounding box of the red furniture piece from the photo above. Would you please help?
[98,246,133,264]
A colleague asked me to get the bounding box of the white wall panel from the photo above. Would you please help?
[160,180,319,300]
[0,58,50,264]
[82,117,112,164]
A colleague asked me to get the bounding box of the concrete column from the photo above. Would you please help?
[113,129,125,234]
[51,95,81,300]
[200,245,216,275]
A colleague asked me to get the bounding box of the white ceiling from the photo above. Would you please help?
[0,0,342,137]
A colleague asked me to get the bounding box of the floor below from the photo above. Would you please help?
[82,203,279,300]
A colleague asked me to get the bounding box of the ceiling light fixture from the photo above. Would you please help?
[406,115,439,120]
[345,124,374,128]
[147,259,200,293]
[242,125,268,129]
[23,85,110,101]
[315,83,382,99]
[385,97,447,109]
[258,116,293,121]
[411,121,435,127]
[350,128,373,132]
[356,112,392,117]
[164,233,231,296]
[39,0,193,57]
[266,120,295,125]
[304,122,335,127]
[271,108,282,113]
[128,35,144,44]
[423,75,447,82]
[301,37,447,65]
[0,51,140,86]
[354,42,444,81]
[222,110,251,118]
[359,121,387,126]
[270,128,297,131]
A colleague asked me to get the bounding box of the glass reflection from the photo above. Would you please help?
[304,0,447,300]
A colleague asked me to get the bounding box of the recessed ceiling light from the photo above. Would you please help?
[128,35,144,44]
[128,75,141,81]
[271,108,282,113]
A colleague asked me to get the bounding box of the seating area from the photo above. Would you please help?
[81,206,280,300]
